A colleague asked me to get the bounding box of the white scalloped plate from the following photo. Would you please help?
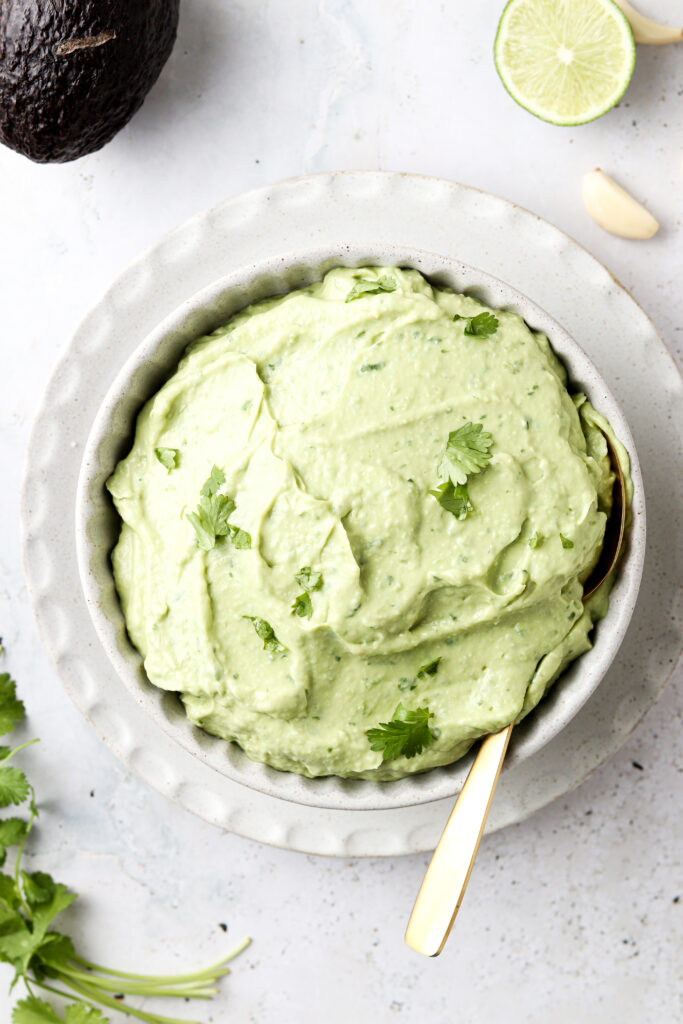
[22,172,682,856]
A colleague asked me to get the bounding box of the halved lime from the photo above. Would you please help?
[494,0,636,126]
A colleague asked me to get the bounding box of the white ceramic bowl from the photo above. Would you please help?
[76,244,645,811]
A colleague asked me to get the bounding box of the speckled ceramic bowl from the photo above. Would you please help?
[75,244,645,811]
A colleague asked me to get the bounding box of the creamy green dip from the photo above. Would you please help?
[107,267,630,780]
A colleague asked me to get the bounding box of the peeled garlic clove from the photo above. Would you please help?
[613,0,683,44]
[582,169,659,239]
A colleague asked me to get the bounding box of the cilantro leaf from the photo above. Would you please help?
[187,467,249,551]
[34,932,76,969]
[453,311,499,337]
[291,592,312,619]
[64,1006,109,1024]
[0,871,20,909]
[187,466,234,550]
[154,447,179,472]
[0,818,27,851]
[229,526,251,549]
[366,704,436,761]
[185,511,215,551]
[0,767,30,808]
[0,877,77,983]
[242,617,285,654]
[13,998,108,1024]
[21,871,55,907]
[417,658,441,679]
[291,568,323,619]
[465,311,499,336]
[12,996,62,1024]
[294,568,323,593]
[441,422,493,486]
[12,995,104,1024]
[0,916,37,977]
[0,675,25,736]
[25,877,76,934]
[429,480,473,521]
[345,275,397,303]
[560,534,574,549]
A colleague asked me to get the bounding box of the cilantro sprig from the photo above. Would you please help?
[366,704,436,762]
[430,422,493,521]
[441,422,493,486]
[453,311,499,337]
[416,658,441,679]
[187,466,251,551]
[291,568,323,620]
[0,653,250,1024]
[0,673,25,736]
[345,275,397,303]
[153,447,178,473]
[243,616,285,654]
[428,480,473,521]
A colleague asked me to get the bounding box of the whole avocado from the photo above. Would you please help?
[0,0,180,163]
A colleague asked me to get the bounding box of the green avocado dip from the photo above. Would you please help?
[107,267,631,780]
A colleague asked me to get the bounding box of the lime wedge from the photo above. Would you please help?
[494,0,636,126]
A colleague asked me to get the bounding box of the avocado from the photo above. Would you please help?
[0,0,180,163]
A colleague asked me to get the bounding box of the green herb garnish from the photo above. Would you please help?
[441,422,493,486]
[153,447,179,472]
[294,568,323,592]
[0,655,250,1024]
[366,704,436,762]
[360,363,384,373]
[292,593,312,619]
[243,616,285,653]
[560,534,574,549]
[187,466,251,551]
[397,678,417,692]
[417,658,441,679]
[528,532,542,549]
[453,311,499,337]
[0,672,25,736]
[229,527,252,549]
[428,480,473,521]
[429,422,493,521]
[345,276,397,303]
[291,568,323,620]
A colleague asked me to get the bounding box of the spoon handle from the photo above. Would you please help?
[405,722,514,957]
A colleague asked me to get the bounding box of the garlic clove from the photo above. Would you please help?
[613,0,683,44]
[582,169,659,239]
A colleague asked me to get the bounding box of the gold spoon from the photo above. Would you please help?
[405,437,627,957]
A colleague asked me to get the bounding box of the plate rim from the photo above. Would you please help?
[21,170,682,856]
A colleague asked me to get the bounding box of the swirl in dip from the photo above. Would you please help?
[107,267,629,779]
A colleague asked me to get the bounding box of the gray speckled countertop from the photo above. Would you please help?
[0,2,681,1021]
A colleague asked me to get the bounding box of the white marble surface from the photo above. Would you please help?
[0,2,681,1021]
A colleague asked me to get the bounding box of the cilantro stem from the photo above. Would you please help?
[33,978,111,1012]
[0,737,39,763]
[55,975,204,1024]
[72,937,251,983]
[13,782,38,918]
[1,661,251,1024]
[54,964,217,997]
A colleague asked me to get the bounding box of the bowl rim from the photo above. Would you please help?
[75,242,646,811]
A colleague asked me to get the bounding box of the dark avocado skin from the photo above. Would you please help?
[0,0,180,163]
